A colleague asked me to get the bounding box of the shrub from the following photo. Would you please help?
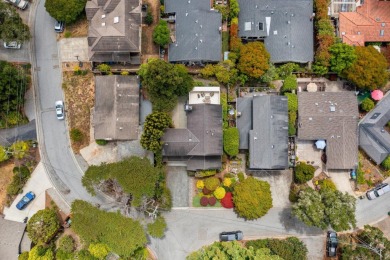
[88,243,110,259]
[281,75,297,93]
[58,235,75,253]
[7,166,31,195]
[288,122,296,136]
[204,177,220,191]
[294,162,316,184]
[200,196,209,206]
[203,187,212,195]
[214,187,226,200]
[220,192,234,208]
[18,252,29,260]
[237,172,245,182]
[96,64,111,74]
[319,179,337,191]
[196,180,205,189]
[147,216,167,238]
[153,20,170,46]
[64,31,71,38]
[121,70,129,75]
[208,197,217,206]
[382,156,390,170]
[5,111,24,126]
[195,169,217,178]
[223,127,239,156]
[145,10,153,25]
[70,128,83,142]
[96,139,107,145]
[27,209,60,244]
[289,183,300,202]
[276,63,300,79]
[223,178,232,187]
[285,93,298,112]
[361,98,375,112]
[10,141,29,159]
[0,145,9,162]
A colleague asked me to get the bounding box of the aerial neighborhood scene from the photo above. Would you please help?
[1,0,390,258]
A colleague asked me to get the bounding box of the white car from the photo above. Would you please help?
[55,100,65,120]
[366,183,390,200]
[3,42,22,49]
[5,0,28,9]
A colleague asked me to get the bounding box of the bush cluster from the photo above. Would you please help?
[147,216,167,238]
[70,128,83,142]
[204,177,220,191]
[7,166,30,196]
[294,162,315,183]
[223,127,239,157]
[195,169,217,178]
[361,98,375,112]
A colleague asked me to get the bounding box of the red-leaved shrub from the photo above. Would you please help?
[220,192,234,208]
[208,197,217,206]
[203,187,212,195]
[200,196,209,206]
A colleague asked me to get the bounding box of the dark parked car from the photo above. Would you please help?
[16,191,35,210]
[219,231,243,241]
[327,231,338,257]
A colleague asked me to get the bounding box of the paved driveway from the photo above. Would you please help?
[0,41,30,62]
[166,166,189,208]
[58,38,88,62]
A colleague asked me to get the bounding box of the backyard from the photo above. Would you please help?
[141,0,160,63]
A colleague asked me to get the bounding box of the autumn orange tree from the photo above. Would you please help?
[344,46,389,90]
[237,42,270,79]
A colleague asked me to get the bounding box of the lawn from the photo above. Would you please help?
[222,31,229,53]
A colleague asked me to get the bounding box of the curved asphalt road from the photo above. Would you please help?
[29,1,390,259]
[31,0,113,208]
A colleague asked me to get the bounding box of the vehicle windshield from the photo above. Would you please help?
[22,196,29,202]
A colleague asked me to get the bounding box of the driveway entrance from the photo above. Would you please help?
[166,166,189,208]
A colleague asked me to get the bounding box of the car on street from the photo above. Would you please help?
[5,0,28,9]
[366,183,390,200]
[219,231,243,241]
[54,21,65,33]
[16,191,35,210]
[326,231,338,257]
[55,100,64,120]
[3,41,22,49]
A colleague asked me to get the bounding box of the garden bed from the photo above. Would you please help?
[356,151,384,191]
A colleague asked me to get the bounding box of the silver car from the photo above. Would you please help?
[4,42,22,49]
[219,231,243,241]
[5,0,28,9]
[55,100,65,120]
[366,183,390,200]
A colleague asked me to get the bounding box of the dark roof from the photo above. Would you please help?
[359,93,390,164]
[298,92,359,170]
[237,95,289,169]
[161,104,223,171]
[165,0,222,63]
[86,0,141,63]
[238,0,314,63]
[94,75,139,140]
[0,218,29,260]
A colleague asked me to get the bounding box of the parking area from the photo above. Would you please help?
[171,97,187,128]
[328,170,355,195]
[0,41,30,62]
[166,166,189,208]
[3,162,52,222]
[58,38,88,62]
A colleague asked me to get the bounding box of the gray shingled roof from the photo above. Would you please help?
[298,92,359,170]
[165,0,222,63]
[359,92,390,164]
[94,75,139,140]
[237,95,288,169]
[86,0,141,63]
[0,218,29,260]
[161,104,223,171]
[238,0,314,63]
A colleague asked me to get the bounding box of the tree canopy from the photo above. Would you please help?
[140,112,172,153]
[27,209,60,244]
[82,156,160,206]
[45,0,87,24]
[360,97,375,112]
[238,42,270,79]
[233,177,273,220]
[329,43,357,75]
[138,59,194,111]
[147,216,167,238]
[281,75,298,93]
[71,200,147,257]
[292,188,356,231]
[344,46,389,90]
[153,20,170,46]
[0,3,30,43]
[223,127,239,156]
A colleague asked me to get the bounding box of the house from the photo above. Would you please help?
[339,0,390,46]
[359,93,390,164]
[164,0,222,64]
[94,75,139,140]
[298,92,359,170]
[237,95,289,169]
[0,218,30,260]
[161,88,223,171]
[86,0,141,64]
[237,0,314,63]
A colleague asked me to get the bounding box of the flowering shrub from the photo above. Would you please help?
[214,187,226,200]
[196,180,205,189]
[221,192,234,208]
[200,196,209,206]
[203,187,212,195]
[204,177,220,191]
[208,197,217,206]
[223,178,232,187]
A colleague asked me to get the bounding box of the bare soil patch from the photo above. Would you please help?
[57,17,88,41]
[62,63,94,153]
[0,162,15,213]
[357,151,384,192]
[141,0,160,63]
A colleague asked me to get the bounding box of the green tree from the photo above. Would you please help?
[187,241,282,260]
[27,209,60,244]
[233,177,273,220]
[223,127,239,156]
[294,162,315,183]
[147,216,167,238]
[329,43,357,75]
[292,188,326,229]
[238,42,270,79]
[0,145,9,162]
[82,157,161,206]
[276,63,299,80]
[0,3,31,43]
[153,20,170,46]
[229,0,240,19]
[260,63,278,83]
[18,252,29,260]
[361,97,375,112]
[58,235,75,253]
[28,245,54,260]
[344,46,389,90]
[10,141,29,159]
[45,0,87,24]
[74,250,97,260]
[382,155,390,170]
[285,93,298,112]
[319,179,337,192]
[281,75,297,93]
[140,112,172,153]
[138,59,194,111]
[88,243,110,260]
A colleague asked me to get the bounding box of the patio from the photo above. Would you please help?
[188,87,220,105]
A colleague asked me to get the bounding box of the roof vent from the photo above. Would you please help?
[330,105,336,112]
[102,22,106,26]
[341,32,345,35]
[114,17,119,23]
[195,19,198,23]
[186,12,188,16]
[273,30,278,35]
[271,145,274,149]
[254,137,257,140]
[101,14,105,19]
[287,21,291,24]
[119,127,123,130]
[315,103,318,106]
[309,117,312,121]
[382,23,386,27]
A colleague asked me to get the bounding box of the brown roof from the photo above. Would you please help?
[86,0,141,63]
[298,92,359,170]
[339,0,390,45]
[94,75,140,140]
